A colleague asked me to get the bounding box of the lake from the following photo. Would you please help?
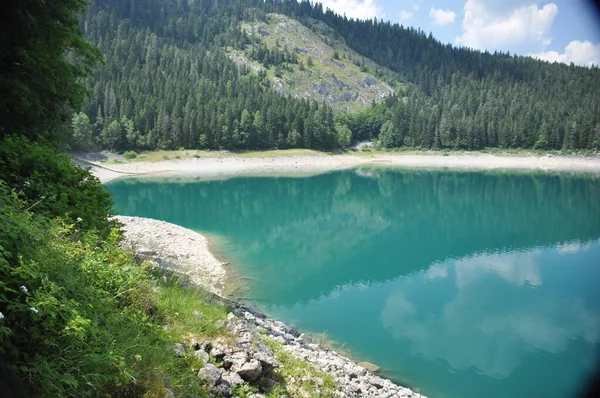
[106,168,600,398]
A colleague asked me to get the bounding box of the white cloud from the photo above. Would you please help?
[320,0,382,20]
[399,3,419,21]
[429,7,457,26]
[531,40,600,67]
[399,9,414,20]
[456,0,558,53]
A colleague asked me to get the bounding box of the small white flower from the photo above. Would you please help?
[20,285,28,293]
[0,312,4,320]
[76,217,82,222]
[30,307,38,314]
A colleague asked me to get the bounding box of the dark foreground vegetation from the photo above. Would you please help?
[0,1,228,396]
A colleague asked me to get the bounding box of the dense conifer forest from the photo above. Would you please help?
[75,0,600,152]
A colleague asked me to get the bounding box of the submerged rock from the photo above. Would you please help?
[359,361,380,373]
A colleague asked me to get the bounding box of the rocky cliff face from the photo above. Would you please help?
[230,13,399,111]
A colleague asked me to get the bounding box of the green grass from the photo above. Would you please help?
[0,188,234,397]
[157,276,231,342]
[351,146,600,157]
[262,338,337,398]
[121,148,327,162]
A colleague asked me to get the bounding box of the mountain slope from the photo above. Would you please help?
[229,13,398,111]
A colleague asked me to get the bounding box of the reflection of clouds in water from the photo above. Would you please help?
[380,254,600,379]
[455,250,542,288]
[424,264,448,281]
[556,240,593,255]
[381,290,522,379]
[479,301,599,354]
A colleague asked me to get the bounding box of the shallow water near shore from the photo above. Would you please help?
[106,168,600,398]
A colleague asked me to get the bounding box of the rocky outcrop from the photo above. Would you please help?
[115,216,229,296]
[235,13,397,111]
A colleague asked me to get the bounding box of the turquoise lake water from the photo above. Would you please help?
[106,169,600,398]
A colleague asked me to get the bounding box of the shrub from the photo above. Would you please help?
[123,150,138,160]
[0,135,115,235]
[0,188,214,396]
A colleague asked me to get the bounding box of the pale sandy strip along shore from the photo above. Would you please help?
[87,153,600,183]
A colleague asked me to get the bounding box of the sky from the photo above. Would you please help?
[317,0,600,66]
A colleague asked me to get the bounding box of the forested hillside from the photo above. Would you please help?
[77,0,600,152]
[79,0,343,152]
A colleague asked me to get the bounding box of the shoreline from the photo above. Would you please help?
[115,215,425,398]
[79,152,600,183]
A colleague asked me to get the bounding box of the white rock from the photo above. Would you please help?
[194,349,209,363]
[236,359,262,381]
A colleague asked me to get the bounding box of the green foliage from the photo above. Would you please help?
[0,0,101,142]
[71,112,94,150]
[78,2,337,153]
[379,120,399,149]
[123,150,138,160]
[335,123,352,148]
[533,134,550,150]
[0,188,226,397]
[286,129,302,148]
[263,337,337,398]
[102,120,124,150]
[0,135,115,235]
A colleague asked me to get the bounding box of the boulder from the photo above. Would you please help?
[222,371,244,386]
[198,363,223,386]
[214,320,226,329]
[369,378,384,389]
[223,351,248,371]
[194,349,210,363]
[236,359,262,381]
[210,343,227,361]
[253,351,279,372]
[298,333,313,344]
[210,382,232,397]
